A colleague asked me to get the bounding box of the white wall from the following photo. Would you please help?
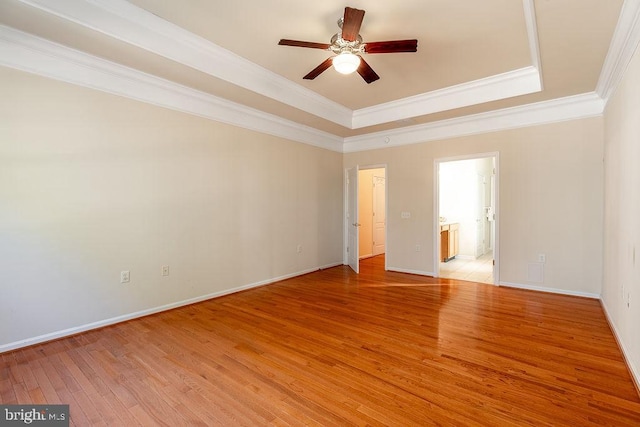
[0,67,344,350]
[344,117,604,296]
[602,39,640,388]
[440,159,476,257]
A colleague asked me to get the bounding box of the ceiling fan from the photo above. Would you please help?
[278,7,418,84]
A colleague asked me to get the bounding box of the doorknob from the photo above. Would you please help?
[352,223,361,227]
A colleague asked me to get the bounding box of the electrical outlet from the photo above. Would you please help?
[120,271,130,283]
[297,244,303,253]
[162,265,169,276]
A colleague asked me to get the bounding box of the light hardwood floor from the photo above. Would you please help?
[2,255,639,426]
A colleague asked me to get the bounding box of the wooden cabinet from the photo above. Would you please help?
[440,223,459,262]
[448,223,459,260]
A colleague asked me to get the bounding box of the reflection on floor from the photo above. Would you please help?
[440,251,494,284]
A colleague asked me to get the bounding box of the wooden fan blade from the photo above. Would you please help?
[364,39,418,54]
[278,39,331,50]
[341,7,365,42]
[303,57,334,80]
[357,57,380,84]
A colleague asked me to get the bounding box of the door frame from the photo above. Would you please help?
[344,164,388,273]
[433,152,500,284]
[345,166,359,273]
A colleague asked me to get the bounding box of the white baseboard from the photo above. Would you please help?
[499,281,600,299]
[600,300,640,396]
[318,261,343,270]
[0,265,331,354]
[386,266,435,277]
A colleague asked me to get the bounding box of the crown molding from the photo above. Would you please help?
[343,93,605,153]
[522,0,543,89]
[0,25,343,152]
[0,0,640,153]
[0,24,606,155]
[352,66,541,129]
[18,0,543,130]
[351,0,542,128]
[596,0,640,104]
[17,0,353,128]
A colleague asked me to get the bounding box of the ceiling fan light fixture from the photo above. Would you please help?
[332,52,360,74]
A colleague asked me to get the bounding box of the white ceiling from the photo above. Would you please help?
[1,0,638,152]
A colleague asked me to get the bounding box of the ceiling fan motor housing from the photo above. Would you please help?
[329,33,365,55]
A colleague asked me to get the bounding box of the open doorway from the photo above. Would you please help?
[359,168,386,260]
[345,165,387,274]
[435,154,498,284]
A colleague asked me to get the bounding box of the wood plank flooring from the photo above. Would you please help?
[2,255,640,426]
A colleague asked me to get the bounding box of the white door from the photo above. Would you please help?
[347,167,359,273]
[372,175,386,256]
[476,173,485,257]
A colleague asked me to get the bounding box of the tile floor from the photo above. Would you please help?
[439,251,494,284]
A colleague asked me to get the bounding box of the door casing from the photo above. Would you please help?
[434,153,500,284]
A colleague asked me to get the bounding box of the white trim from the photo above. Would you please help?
[343,92,605,153]
[318,262,343,270]
[17,0,353,128]
[493,154,501,285]
[0,2,622,155]
[433,152,500,285]
[596,0,640,104]
[352,67,541,128]
[343,168,350,265]
[522,0,543,89]
[386,267,435,277]
[16,0,543,130]
[0,265,327,353]
[0,26,343,152]
[0,24,605,154]
[499,281,600,299]
[600,300,640,394]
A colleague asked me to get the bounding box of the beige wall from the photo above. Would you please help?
[602,40,640,387]
[0,67,344,349]
[344,117,604,295]
[0,63,612,352]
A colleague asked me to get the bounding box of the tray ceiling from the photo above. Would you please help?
[0,0,633,151]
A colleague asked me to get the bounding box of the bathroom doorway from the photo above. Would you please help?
[435,154,498,284]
